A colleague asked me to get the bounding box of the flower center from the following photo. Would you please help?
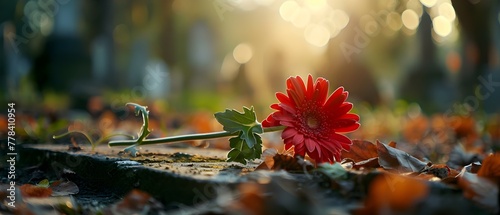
[306,116,319,129]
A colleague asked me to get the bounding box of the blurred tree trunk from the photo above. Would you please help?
[400,12,455,113]
[451,0,494,98]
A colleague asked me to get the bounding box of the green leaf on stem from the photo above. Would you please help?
[215,107,264,164]
[227,134,262,165]
[214,106,263,148]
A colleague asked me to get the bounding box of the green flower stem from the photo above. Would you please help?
[108,125,285,147]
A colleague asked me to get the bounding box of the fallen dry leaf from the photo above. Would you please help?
[486,115,500,141]
[446,145,483,170]
[20,184,52,198]
[104,189,164,215]
[50,180,79,196]
[357,173,429,215]
[458,169,499,213]
[425,164,451,179]
[341,140,378,163]
[402,115,429,143]
[450,115,478,150]
[477,153,500,182]
[256,149,313,172]
[388,141,397,148]
[376,140,428,173]
[352,157,380,170]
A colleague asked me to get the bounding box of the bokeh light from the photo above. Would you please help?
[438,2,456,21]
[386,12,402,31]
[304,0,327,12]
[233,43,254,64]
[407,0,423,17]
[304,24,330,47]
[332,9,350,30]
[291,8,311,28]
[402,9,420,30]
[279,1,300,21]
[432,15,452,37]
[420,0,437,8]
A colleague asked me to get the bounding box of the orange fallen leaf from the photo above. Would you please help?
[388,141,397,148]
[20,184,52,198]
[103,189,164,214]
[341,140,378,163]
[256,149,313,172]
[352,157,380,170]
[233,182,266,215]
[402,115,429,143]
[449,115,478,150]
[357,173,429,215]
[486,115,500,141]
[477,153,500,183]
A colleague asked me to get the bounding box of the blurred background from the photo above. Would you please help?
[1,0,500,160]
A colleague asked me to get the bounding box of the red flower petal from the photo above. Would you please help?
[292,133,304,145]
[282,127,297,139]
[324,87,346,109]
[262,75,360,163]
[305,138,316,153]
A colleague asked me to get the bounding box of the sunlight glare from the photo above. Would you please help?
[420,0,437,8]
[291,8,311,28]
[402,9,419,30]
[305,0,327,12]
[333,9,349,30]
[233,43,253,64]
[304,24,330,47]
[279,1,300,21]
[438,2,456,21]
[433,15,452,37]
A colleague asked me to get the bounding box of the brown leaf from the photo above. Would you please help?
[256,148,278,170]
[20,184,52,198]
[256,151,313,172]
[105,189,164,214]
[376,140,427,173]
[446,145,482,170]
[458,169,499,212]
[357,173,429,214]
[442,163,477,184]
[486,115,500,141]
[353,157,380,170]
[341,140,378,163]
[402,115,429,143]
[425,164,451,179]
[50,180,79,196]
[477,153,500,183]
[388,141,397,148]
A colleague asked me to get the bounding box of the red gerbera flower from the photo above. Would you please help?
[262,75,360,163]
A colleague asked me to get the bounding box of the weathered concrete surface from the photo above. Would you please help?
[17,144,260,207]
[15,144,491,215]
